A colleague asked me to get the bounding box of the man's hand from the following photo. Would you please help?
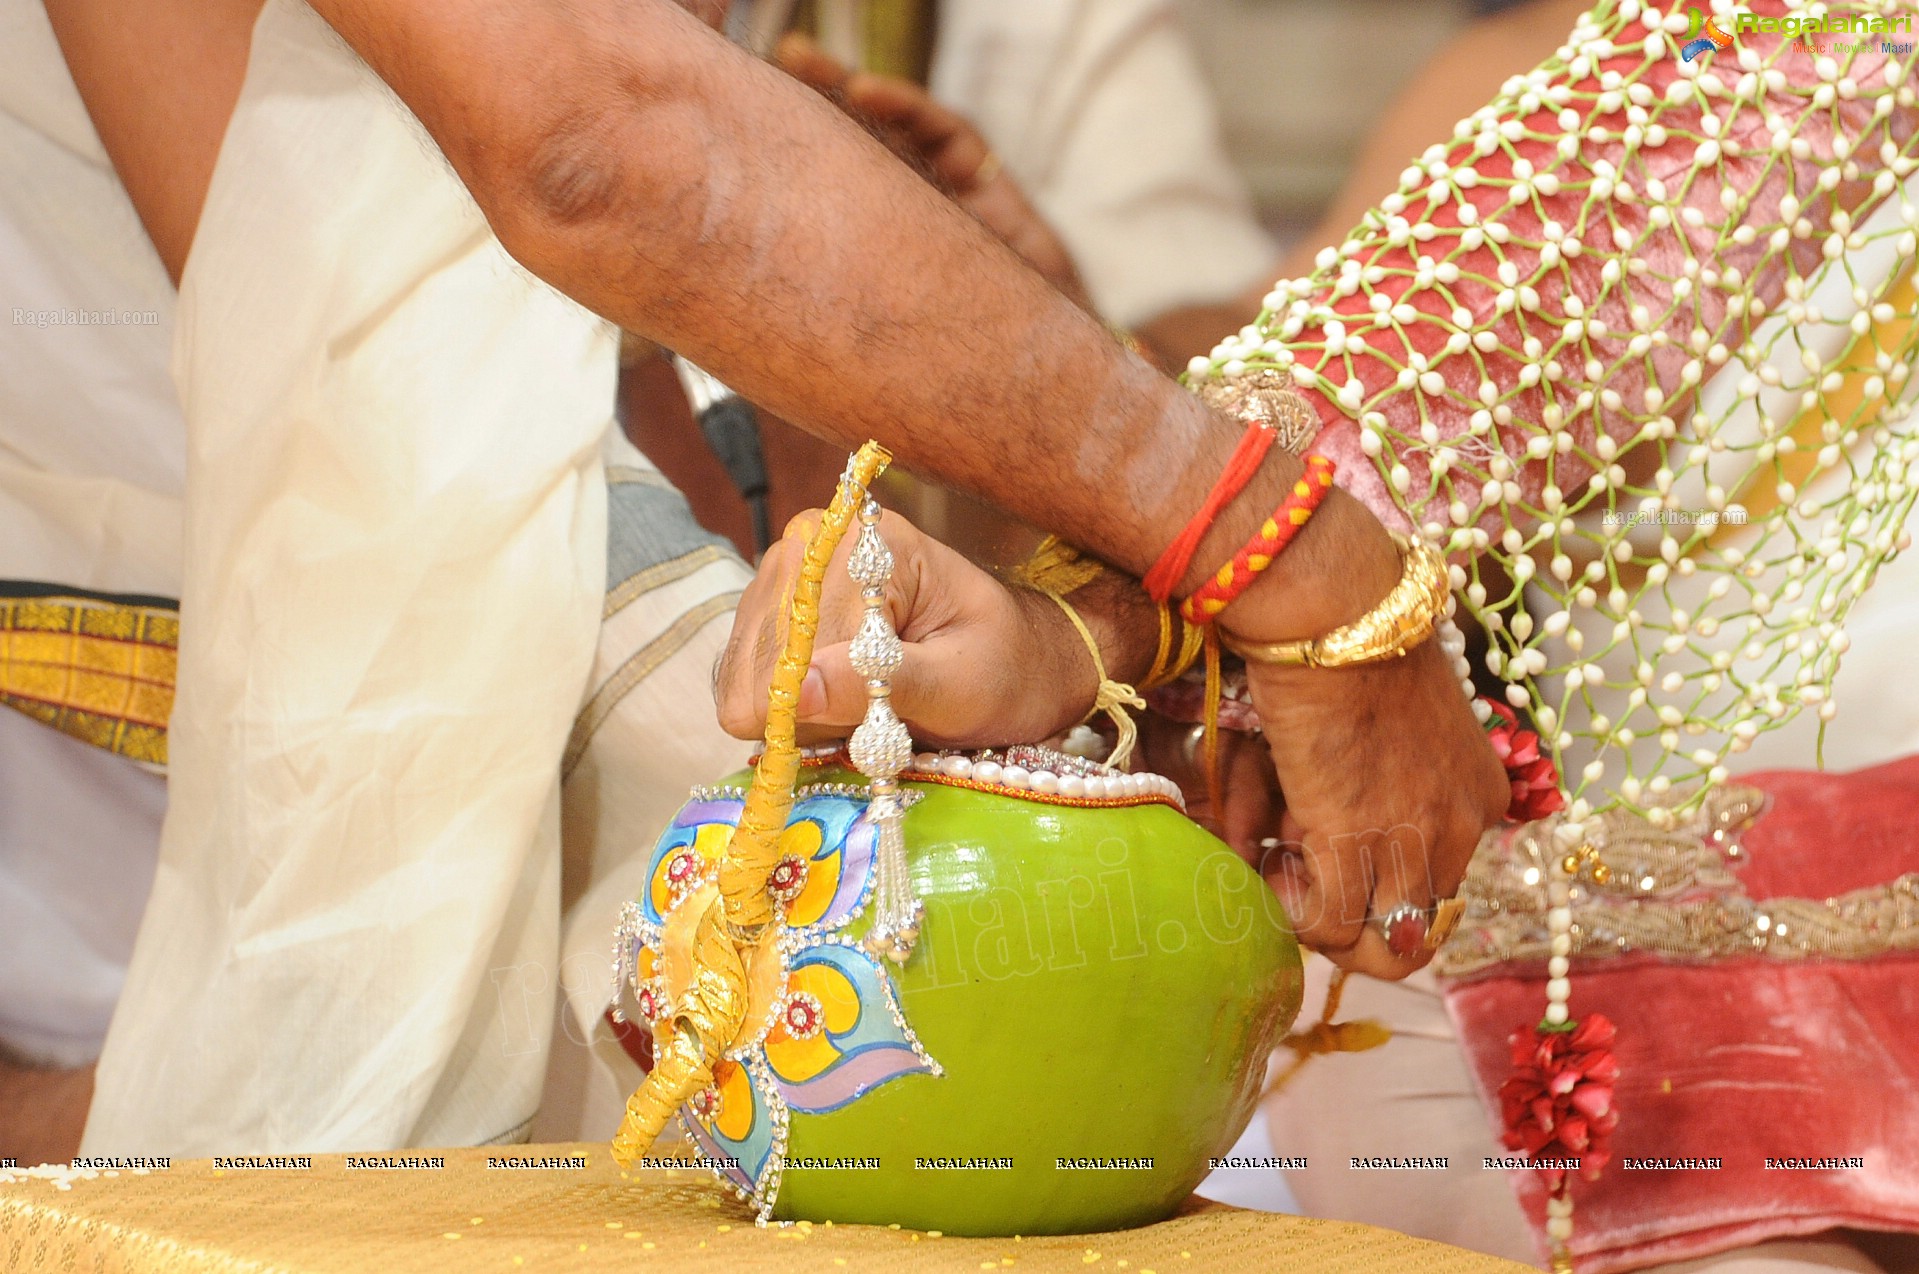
[716,512,1149,748]
[718,502,1508,981]
[773,34,1094,312]
[0,1057,93,1166]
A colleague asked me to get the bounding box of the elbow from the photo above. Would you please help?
[467,99,648,283]
[466,86,722,332]
[515,104,638,235]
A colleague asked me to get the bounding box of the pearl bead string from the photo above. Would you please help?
[779,742,1187,809]
[1544,818,1586,1272]
[905,748,1187,810]
[775,742,1189,809]
[1188,0,1919,829]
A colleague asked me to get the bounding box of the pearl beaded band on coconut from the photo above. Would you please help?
[765,743,1189,809]
[906,745,1186,809]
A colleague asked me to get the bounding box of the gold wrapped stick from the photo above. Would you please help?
[611,441,891,1167]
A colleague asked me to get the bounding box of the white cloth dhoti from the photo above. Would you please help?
[0,0,749,1154]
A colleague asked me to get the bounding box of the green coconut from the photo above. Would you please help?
[764,766,1303,1235]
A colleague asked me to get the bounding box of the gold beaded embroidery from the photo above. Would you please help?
[1438,784,1919,976]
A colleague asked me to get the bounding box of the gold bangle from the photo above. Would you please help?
[1138,600,1205,691]
[1217,532,1449,669]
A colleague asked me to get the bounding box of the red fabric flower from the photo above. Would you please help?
[1483,699,1566,822]
[1499,1014,1621,1191]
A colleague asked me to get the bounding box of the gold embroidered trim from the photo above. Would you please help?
[605,544,734,619]
[0,593,177,766]
[1193,368,1319,455]
[1437,785,1919,976]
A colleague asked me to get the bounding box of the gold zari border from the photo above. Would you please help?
[1438,785,1919,976]
[0,593,178,766]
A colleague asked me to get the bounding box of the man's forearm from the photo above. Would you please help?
[0,1057,92,1165]
[308,0,1386,635]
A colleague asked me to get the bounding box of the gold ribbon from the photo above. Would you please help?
[612,442,892,1168]
[0,589,177,767]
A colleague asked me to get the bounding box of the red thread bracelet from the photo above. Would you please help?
[1142,419,1280,604]
[1180,454,1337,625]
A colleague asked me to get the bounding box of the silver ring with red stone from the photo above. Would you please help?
[1377,897,1466,957]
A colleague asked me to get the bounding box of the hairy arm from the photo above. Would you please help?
[314,0,1498,977]
[305,0,1394,637]
[0,1055,93,1165]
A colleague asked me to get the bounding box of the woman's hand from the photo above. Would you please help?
[715,511,1153,748]
[1215,508,1512,980]
[1133,712,1286,867]
[774,34,1094,311]
[1134,661,1504,985]
[1254,647,1509,975]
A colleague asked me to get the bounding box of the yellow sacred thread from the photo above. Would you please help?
[1006,535,1103,596]
[1011,537,1202,693]
[1266,968,1392,1096]
[1009,536,1149,767]
[1036,588,1147,769]
[1139,602,1206,691]
[611,441,892,1168]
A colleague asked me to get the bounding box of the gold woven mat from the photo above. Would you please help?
[0,1144,1529,1273]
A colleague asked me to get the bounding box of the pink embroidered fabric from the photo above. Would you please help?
[1208,2,1912,538]
[1444,755,1919,1272]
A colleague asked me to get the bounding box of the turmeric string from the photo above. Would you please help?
[1201,628,1225,819]
[612,442,891,1167]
